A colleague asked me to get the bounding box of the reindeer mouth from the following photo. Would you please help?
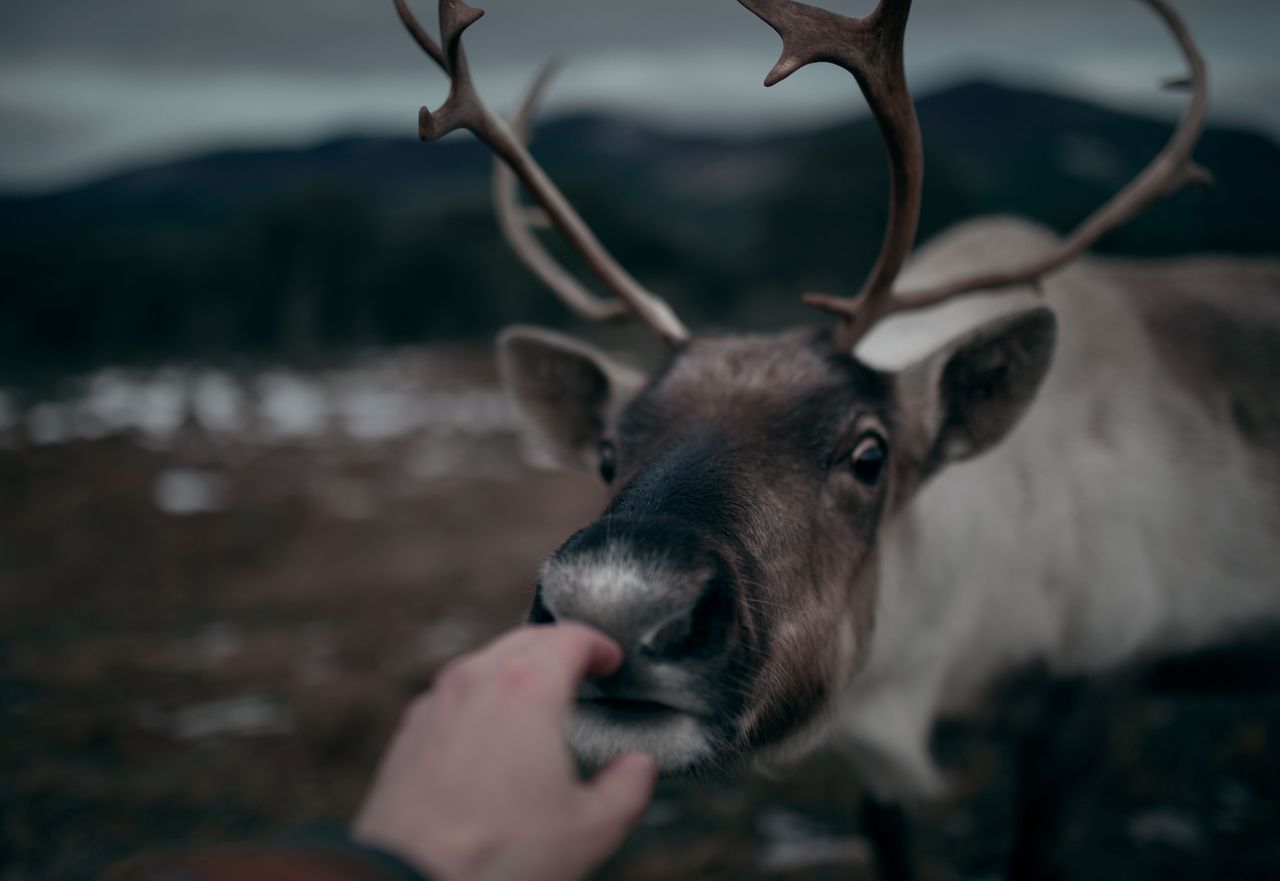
[570,693,715,774]
[579,695,682,721]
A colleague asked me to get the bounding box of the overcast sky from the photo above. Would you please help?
[1,0,1276,192]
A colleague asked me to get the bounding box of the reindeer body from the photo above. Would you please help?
[839,217,1280,797]
[392,0,1261,873]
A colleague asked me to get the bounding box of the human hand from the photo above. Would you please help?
[352,623,658,881]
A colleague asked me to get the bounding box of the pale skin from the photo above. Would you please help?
[353,623,659,881]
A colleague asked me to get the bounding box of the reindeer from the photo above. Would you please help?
[392,0,1280,877]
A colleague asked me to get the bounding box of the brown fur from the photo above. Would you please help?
[503,312,1055,771]
[617,331,893,757]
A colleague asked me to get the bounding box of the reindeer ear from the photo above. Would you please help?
[497,326,646,471]
[898,308,1057,474]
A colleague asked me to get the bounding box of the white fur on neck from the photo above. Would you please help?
[832,217,1280,800]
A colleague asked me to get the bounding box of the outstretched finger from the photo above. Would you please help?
[517,622,624,704]
[462,622,623,708]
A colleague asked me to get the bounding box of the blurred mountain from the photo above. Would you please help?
[1,80,1277,377]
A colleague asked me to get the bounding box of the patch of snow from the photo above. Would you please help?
[172,694,294,740]
[1129,808,1203,851]
[80,369,186,440]
[195,621,244,668]
[517,437,562,471]
[259,372,329,438]
[82,370,135,432]
[27,402,71,445]
[137,370,187,439]
[418,616,484,666]
[153,468,228,515]
[191,371,245,434]
[756,808,871,872]
[418,390,513,436]
[15,351,519,451]
[334,386,419,441]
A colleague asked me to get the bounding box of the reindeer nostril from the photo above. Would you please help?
[646,616,692,657]
[642,576,735,662]
[528,587,555,625]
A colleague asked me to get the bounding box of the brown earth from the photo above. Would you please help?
[1,358,1277,881]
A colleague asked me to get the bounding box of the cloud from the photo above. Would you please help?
[1,0,1277,191]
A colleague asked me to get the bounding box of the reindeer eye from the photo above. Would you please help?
[598,440,617,484]
[850,433,887,486]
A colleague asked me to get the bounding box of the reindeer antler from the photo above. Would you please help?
[740,0,922,350]
[741,0,1209,351]
[393,0,687,345]
[887,0,1210,313]
[491,63,628,324]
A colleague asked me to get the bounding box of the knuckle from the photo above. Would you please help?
[400,691,437,730]
[553,620,596,644]
[496,657,542,697]
[432,655,474,696]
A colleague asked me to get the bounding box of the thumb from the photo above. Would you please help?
[580,752,658,849]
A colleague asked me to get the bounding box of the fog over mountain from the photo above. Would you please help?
[2,0,1277,191]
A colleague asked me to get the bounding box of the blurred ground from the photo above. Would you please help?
[1,347,1277,881]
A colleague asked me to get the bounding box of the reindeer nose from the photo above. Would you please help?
[638,575,736,662]
[530,518,739,666]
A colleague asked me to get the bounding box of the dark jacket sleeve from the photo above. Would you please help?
[105,830,432,881]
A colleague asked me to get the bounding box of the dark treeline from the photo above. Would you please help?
[2,81,1277,381]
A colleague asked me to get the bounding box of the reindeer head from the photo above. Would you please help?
[395,0,1206,774]
[500,313,1057,772]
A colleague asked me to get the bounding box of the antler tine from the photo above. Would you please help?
[743,0,1208,352]
[492,63,628,323]
[394,0,688,346]
[392,0,446,70]
[887,0,1209,316]
[740,0,924,351]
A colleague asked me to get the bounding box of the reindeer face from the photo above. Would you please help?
[499,309,1057,775]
